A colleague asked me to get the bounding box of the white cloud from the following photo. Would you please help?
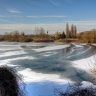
[0,19,16,23]
[26,15,66,18]
[0,15,23,17]
[0,21,96,34]
[7,8,22,13]
[26,16,40,18]
[0,15,66,18]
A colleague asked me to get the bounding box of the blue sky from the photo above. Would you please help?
[0,0,96,34]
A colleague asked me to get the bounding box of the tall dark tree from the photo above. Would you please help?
[71,24,74,38]
[21,32,25,36]
[47,31,48,35]
[61,31,66,39]
[73,25,77,38]
[66,23,69,38]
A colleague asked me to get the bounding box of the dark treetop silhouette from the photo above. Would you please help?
[0,66,25,96]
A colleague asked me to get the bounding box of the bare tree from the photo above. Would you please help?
[34,27,40,35]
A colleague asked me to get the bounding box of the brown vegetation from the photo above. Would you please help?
[66,23,77,38]
[77,29,96,43]
[2,31,32,42]
[0,24,96,43]
[0,29,54,42]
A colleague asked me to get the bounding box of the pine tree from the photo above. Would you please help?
[61,31,66,39]
[47,31,48,35]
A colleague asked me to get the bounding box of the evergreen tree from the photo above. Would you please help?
[61,31,66,39]
[47,31,48,35]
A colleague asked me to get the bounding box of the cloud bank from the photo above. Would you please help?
[0,21,96,34]
[0,19,16,23]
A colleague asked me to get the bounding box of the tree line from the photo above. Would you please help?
[0,24,96,43]
[0,29,54,42]
[0,31,33,42]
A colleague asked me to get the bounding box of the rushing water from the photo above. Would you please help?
[0,42,96,96]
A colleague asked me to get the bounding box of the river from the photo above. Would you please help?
[0,42,96,96]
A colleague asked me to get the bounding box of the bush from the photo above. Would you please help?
[60,84,96,96]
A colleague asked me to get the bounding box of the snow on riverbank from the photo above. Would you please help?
[72,54,96,72]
